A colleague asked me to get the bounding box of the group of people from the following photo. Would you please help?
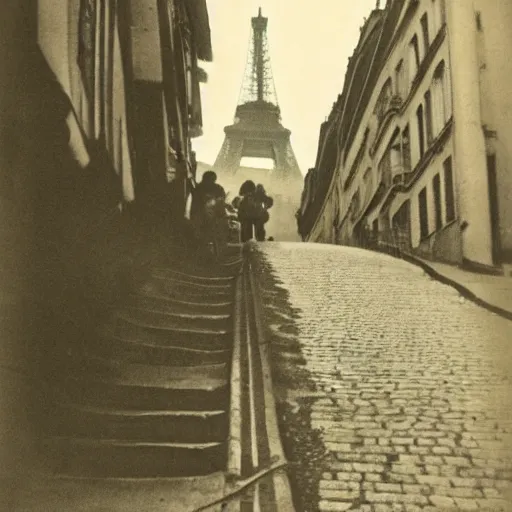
[190,171,274,250]
[232,179,274,243]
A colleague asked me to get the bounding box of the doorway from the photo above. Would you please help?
[486,153,501,264]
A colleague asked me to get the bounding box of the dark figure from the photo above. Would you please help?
[190,171,227,252]
[253,184,273,241]
[236,180,272,242]
[239,179,256,196]
[191,171,226,217]
[236,180,256,242]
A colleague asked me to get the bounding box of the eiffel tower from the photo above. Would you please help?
[213,8,302,190]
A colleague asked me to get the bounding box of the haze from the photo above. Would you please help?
[193,0,379,174]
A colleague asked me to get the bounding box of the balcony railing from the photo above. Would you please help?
[378,227,411,251]
[390,163,413,185]
[381,161,392,188]
[358,226,411,254]
[390,94,403,109]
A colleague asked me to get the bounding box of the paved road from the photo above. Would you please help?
[254,242,512,512]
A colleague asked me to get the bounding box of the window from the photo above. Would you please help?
[486,154,501,262]
[392,200,410,230]
[395,59,404,97]
[443,156,455,222]
[363,167,373,204]
[432,60,450,128]
[416,104,425,158]
[350,189,361,220]
[418,187,429,239]
[433,173,442,230]
[424,90,433,144]
[185,48,193,107]
[432,68,445,135]
[402,125,411,171]
[411,35,421,72]
[421,13,430,53]
[476,11,482,31]
[363,167,372,183]
[379,151,392,187]
[390,133,402,176]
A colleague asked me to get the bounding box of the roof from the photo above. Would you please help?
[342,0,406,158]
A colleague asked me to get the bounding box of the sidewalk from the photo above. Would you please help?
[374,241,512,320]
[412,257,512,320]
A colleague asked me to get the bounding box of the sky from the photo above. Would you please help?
[192,0,378,175]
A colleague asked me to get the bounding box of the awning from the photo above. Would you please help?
[185,0,213,62]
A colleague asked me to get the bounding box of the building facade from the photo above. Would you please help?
[14,0,211,220]
[0,0,212,304]
[0,0,213,397]
[298,0,512,269]
[0,2,212,499]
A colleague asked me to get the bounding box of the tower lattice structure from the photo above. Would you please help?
[213,8,302,184]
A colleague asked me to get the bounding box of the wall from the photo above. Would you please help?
[474,0,512,260]
[445,0,493,265]
[388,139,454,250]
[417,219,462,263]
[38,0,135,202]
[335,0,452,245]
[311,0,476,268]
[130,0,163,82]
[112,18,136,201]
[131,81,168,206]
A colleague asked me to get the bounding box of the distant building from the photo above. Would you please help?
[298,0,512,269]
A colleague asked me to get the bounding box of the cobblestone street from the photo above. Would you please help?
[254,242,512,512]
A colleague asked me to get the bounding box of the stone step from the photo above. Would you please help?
[165,259,241,279]
[53,374,229,411]
[127,292,233,315]
[50,404,228,443]
[151,268,235,287]
[16,472,227,512]
[114,306,231,332]
[67,355,229,383]
[45,437,226,478]
[139,277,233,301]
[111,319,230,351]
[87,334,230,366]
[151,267,236,285]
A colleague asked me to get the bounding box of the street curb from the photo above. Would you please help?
[248,264,286,463]
[226,271,243,479]
[248,259,295,511]
[376,244,512,322]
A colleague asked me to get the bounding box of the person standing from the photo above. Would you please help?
[254,184,273,242]
[235,180,273,243]
[190,171,227,251]
[236,180,258,242]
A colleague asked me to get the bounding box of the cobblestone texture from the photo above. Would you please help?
[255,242,512,511]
